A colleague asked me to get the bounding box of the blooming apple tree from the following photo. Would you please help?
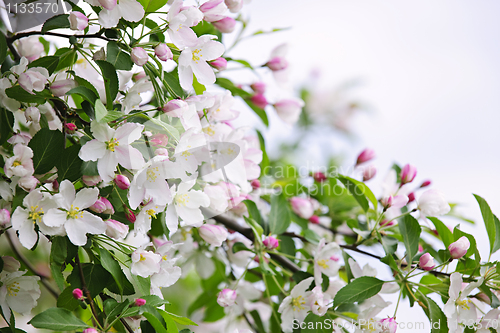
[0,0,499,332]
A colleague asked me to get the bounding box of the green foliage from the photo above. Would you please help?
[268,193,291,235]
[41,14,70,33]
[28,128,65,174]
[95,60,119,108]
[28,308,89,331]
[337,175,377,212]
[398,214,421,264]
[474,194,500,255]
[107,41,134,71]
[333,276,385,308]
[28,56,59,75]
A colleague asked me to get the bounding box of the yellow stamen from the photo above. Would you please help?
[28,205,44,223]
[12,160,21,167]
[7,281,20,297]
[317,259,329,269]
[192,49,202,63]
[292,295,306,311]
[139,254,146,261]
[175,193,190,206]
[147,166,159,182]
[106,138,119,152]
[457,299,471,310]
[67,205,83,219]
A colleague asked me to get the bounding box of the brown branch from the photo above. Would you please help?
[5,230,59,298]
[75,254,103,328]
[212,213,451,278]
[6,30,112,43]
[100,294,134,333]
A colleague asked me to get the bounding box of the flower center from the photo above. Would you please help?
[175,193,190,206]
[139,254,146,261]
[67,205,83,219]
[457,298,471,310]
[106,138,119,152]
[7,281,20,297]
[317,259,329,269]
[29,205,44,223]
[203,126,215,136]
[146,166,159,182]
[192,49,202,63]
[292,295,306,311]
[162,255,168,261]
[146,209,157,218]
[12,160,21,167]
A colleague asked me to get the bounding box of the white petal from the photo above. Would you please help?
[176,205,204,225]
[116,146,145,170]
[73,188,99,209]
[43,209,68,227]
[65,219,89,246]
[57,180,76,210]
[191,61,215,86]
[114,123,144,144]
[79,140,106,161]
[91,120,114,142]
[97,151,118,182]
[118,0,145,22]
[178,65,193,90]
[98,8,121,28]
[17,218,38,249]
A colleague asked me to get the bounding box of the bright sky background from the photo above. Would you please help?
[225,1,500,330]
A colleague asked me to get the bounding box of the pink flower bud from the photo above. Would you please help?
[250,94,268,109]
[250,179,261,189]
[133,71,147,82]
[250,81,266,94]
[0,209,11,227]
[419,253,436,271]
[72,288,84,300]
[134,298,146,306]
[199,224,228,247]
[82,329,98,333]
[401,164,417,184]
[356,148,375,165]
[105,219,129,239]
[98,0,116,10]
[379,219,394,227]
[161,99,188,116]
[155,148,168,156]
[212,17,236,33]
[2,256,20,272]
[131,47,148,66]
[114,175,130,190]
[50,79,77,97]
[448,236,470,259]
[90,197,114,214]
[475,292,491,305]
[209,57,227,71]
[200,0,226,22]
[65,123,77,134]
[362,165,377,181]
[125,206,136,223]
[418,244,424,252]
[290,197,314,219]
[52,179,59,191]
[150,133,169,147]
[266,56,288,71]
[274,98,305,125]
[18,176,38,192]
[309,215,320,224]
[420,180,431,188]
[154,43,173,61]
[82,175,101,186]
[263,236,279,250]
[381,195,408,210]
[313,172,327,183]
[379,317,397,333]
[101,197,114,214]
[225,0,243,13]
[217,289,237,307]
[408,192,416,203]
[69,11,88,30]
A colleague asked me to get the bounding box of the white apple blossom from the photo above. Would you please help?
[121,77,153,113]
[0,78,21,112]
[4,144,34,178]
[43,180,106,246]
[130,248,161,278]
[167,0,203,48]
[11,189,61,249]
[150,242,182,291]
[178,35,225,90]
[418,189,451,218]
[0,268,41,316]
[477,309,500,333]
[134,201,165,235]
[86,0,145,29]
[444,272,483,333]
[166,180,210,233]
[313,238,340,286]
[308,286,332,316]
[278,277,314,332]
[79,121,145,182]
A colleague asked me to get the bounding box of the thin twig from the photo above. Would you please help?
[75,254,103,329]
[7,30,112,43]
[5,230,59,298]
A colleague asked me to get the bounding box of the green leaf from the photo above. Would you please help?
[268,193,291,235]
[164,69,185,99]
[56,144,83,182]
[304,229,321,244]
[143,312,168,333]
[101,110,124,123]
[232,242,253,253]
[192,76,206,95]
[99,248,135,295]
[428,217,454,248]
[381,236,398,255]
[215,78,251,98]
[342,250,355,282]
[28,56,59,75]
[338,175,377,212]
[333,276,385,308]
[0,328,27,333]
[5,86,51,104]
[243,199,265,230]
[74,76,100,101]
[246,100,269,127]
[95,99,108,122]
[41,14,70,33]
[107,42,134,71]
[66,86,98,105]
[50,236,67,264]
[67,263,112,298]
[146,117,180,141]
[139,0,168,12]
[0,34,6,65]
[256,130,269,174]
[0,107,14,145]
[28,128,65,174]
[399,214,421,263]
[56,286,80,311]
[473,194,500,254]
[28,308,89,331]
[417,293,449,333]
[95,60,118,108]
[54,47,77,71]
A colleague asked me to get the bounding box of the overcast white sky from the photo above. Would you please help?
[224,1,500,330]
